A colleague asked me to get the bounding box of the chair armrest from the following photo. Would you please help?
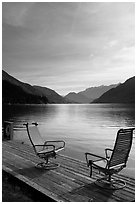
[44,140,65,150]
[105,148,113,159]
[34,144,55,151]
[85,152,107,167]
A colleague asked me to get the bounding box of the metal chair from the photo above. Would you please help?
[85,128,135,189]
[24,122,65,169]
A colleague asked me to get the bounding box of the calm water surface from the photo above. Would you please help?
[3,104,135,178]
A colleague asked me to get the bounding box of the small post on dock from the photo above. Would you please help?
[3,121,13,140]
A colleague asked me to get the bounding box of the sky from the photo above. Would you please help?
[2,2,135,95]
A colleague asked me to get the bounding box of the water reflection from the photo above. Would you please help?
[3,104,134,128]
[3,104,58,126]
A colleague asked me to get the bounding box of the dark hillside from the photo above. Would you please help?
[2,70,66,104]
[33,86,66,104]
[2,81,48,104]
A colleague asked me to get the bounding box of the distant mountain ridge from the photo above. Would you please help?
[64,84,118,103]
[79,84,118,101]
[2,70,135,104]
[92,76,135,103]
[64,92,90,103]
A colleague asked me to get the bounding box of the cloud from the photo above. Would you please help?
[2,2,135,95]
[2,2,34,27]
[111,46,135,67]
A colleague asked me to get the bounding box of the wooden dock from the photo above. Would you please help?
[2,140,135,202]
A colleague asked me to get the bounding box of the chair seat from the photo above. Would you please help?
[93,159,108,169]
[38,148,55,154]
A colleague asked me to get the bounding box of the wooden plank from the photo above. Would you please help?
[3,141,98,180]
[2,141,134,194]
[3,157,73,199]
[2,140,134,190]
[4,149,134,201]
[61,184,117,202]
[4,141,135,180]
[3,150,81,193]
[2,165,67,202]
[2,140,135,202]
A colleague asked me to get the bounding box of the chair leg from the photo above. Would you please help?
[108,174,111,182]
[35,157,60,170]
[90,165,92,177]
[95,174,126,190]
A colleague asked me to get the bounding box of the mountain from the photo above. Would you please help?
[2,70,48,104]
[33,86,66,104]
[92,76,135,103]
[2,70,66,104]
[3,70,134,104]
[79,84,118,101]
[64,92,89,103]
[64,84,118,103]
[2,70,43,96]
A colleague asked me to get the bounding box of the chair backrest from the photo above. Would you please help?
[108,128,134,169]
[26,124,44,152]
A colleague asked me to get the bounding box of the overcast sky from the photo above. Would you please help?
[2,2,135,95]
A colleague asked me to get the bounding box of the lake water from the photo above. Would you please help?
[3,104,135,178]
